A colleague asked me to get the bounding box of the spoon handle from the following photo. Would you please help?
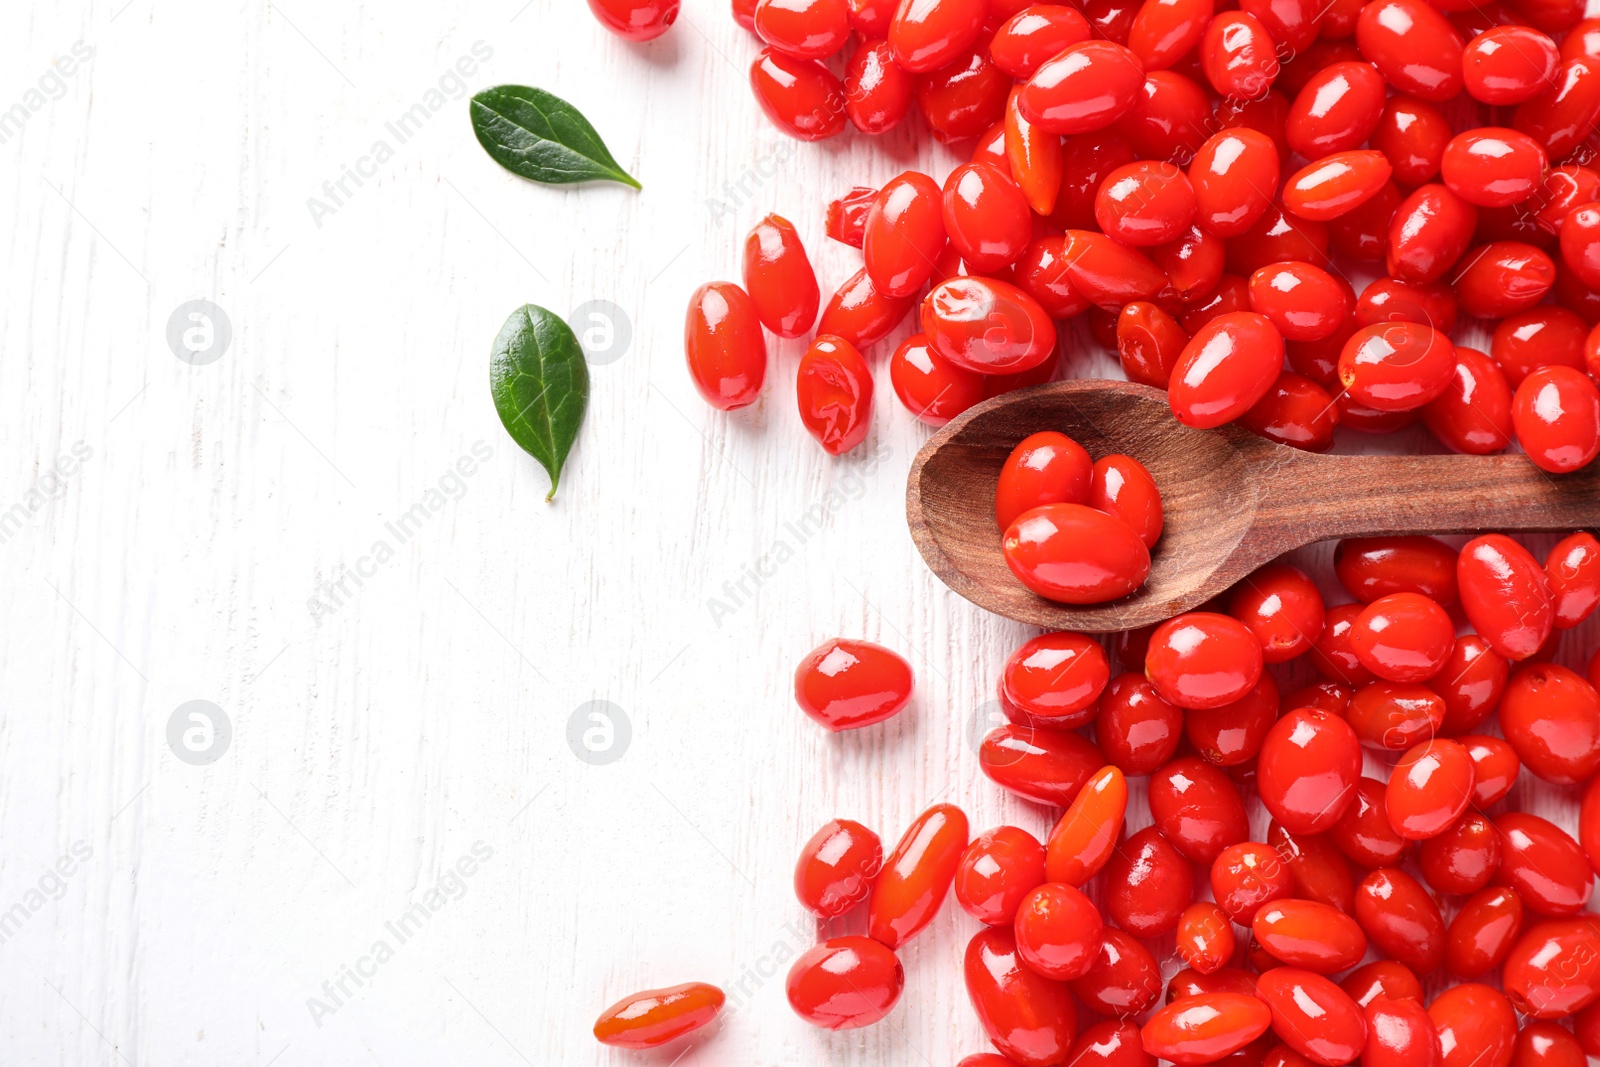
[1266,451,1600,540]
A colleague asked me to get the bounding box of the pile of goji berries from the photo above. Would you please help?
[592,0,1600,1059]
[675,0,1600,469]
[997,430,1163,603]
[598,530,1600,1064]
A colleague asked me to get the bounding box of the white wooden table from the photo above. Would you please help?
[2,1,1595,1063]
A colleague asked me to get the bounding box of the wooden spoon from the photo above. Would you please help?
[906,379,1600,633]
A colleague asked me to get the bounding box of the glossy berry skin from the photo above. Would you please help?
[1450,241,1556,320]
[1200,12,1279,99]
[1073,927,1163,1017]
[1090,455,1162,549]
[890,333,985,426]
[1386,184,1478,286]
[922,277,1057,373]
[1095,161,1196,247]
[1148,756,1249,864]
[1283,151,1393,222]
[1059,229,1171,307]
[754,0,849,58]
[797,335,873,455]
[594,981,723,1047]
[965,926,1078,1067]
[996,432,1092,532]
[1338,322,1456,412]
[1189,129,1279,239]
[956,826,1047,926]
[1354,277,1457,335]
[588,0,680,40]
[794,639,912,731]
[1494,307,1590,387]
[1185,674,1278,767]
[796,819,883,918]
[826,186,876,248]
[1513,365,1600,473]
[1517,59,1600,160]
[1561,203,1600,291]
[1429,984,1517,1067]
[1096,674,1183,775]
[1417,812,1500,895]
[1254,900,1368,974]
[942,163,1030,273]
[1385,740,1474,841]
[1548,532,1600,628]
[1257,707,1362,835]
[1342,961,1424,1008]
[1349,592,1455,683]
[1440,129,1549,209]
[1229,565,1326,665]
[1005,89,1064,216]
[889,0,986,73]
[1495,813,1593,917]
[1336,536,1458,605]
[1146,612,1264,711]
[1003,504,1152,605]
[685,282,767,410]
[1257,968,1367,1066]
[1125,69,1210,164]
[1018,41,1147,134]
[1240,372,1340,453]
[1046,766,1127,885]
[868,804,968,948]
[864,172,946,299]
[1355,0,1466,102]
[1287,62,1386,159]
[1362,998,1439,1067]
[1423,347,1515,455]
[999,632,1108,727]
[979,723,1105,806]
[1372,96,1452,187]
[1105,824,1195,936]
[1246,262,1348,343]
[1066,1020,1155,1067]
[1211,842,1293,925]
[845,0,891,36]
[1463,735,1521,806]
[1345,681,1445,750]
[1459,534,1554,661]
[1503,918,1600,1018]
[1446,886,1525,978]
[1015,881,1104,980]
[1141,993,1273,1066]
[1499,663,1600,784]
[1168,967,1259,1004]
[750,49,847,140]
[845,39,915,134]
[1169,312,1285,429]
[1328,773,1408,865]
[743,215,818,339]
[1127,0,1212,70]
[1463,25,1560,104]
[1178,902,1236,975]
[1514,1021,1588,1066]
[1355,868,1447,975]
[787,936,903,1029]
[991,6,1093,79]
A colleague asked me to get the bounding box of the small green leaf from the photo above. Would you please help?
[470,85,641,189]
[490,305,590,501]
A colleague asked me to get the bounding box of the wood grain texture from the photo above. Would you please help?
[910,379,1600,631]
[0,2,1596,1065]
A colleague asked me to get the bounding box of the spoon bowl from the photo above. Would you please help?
[906,379,1600,632]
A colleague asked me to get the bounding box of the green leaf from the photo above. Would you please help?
[490,305,590,501]
[470,85,641,189]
